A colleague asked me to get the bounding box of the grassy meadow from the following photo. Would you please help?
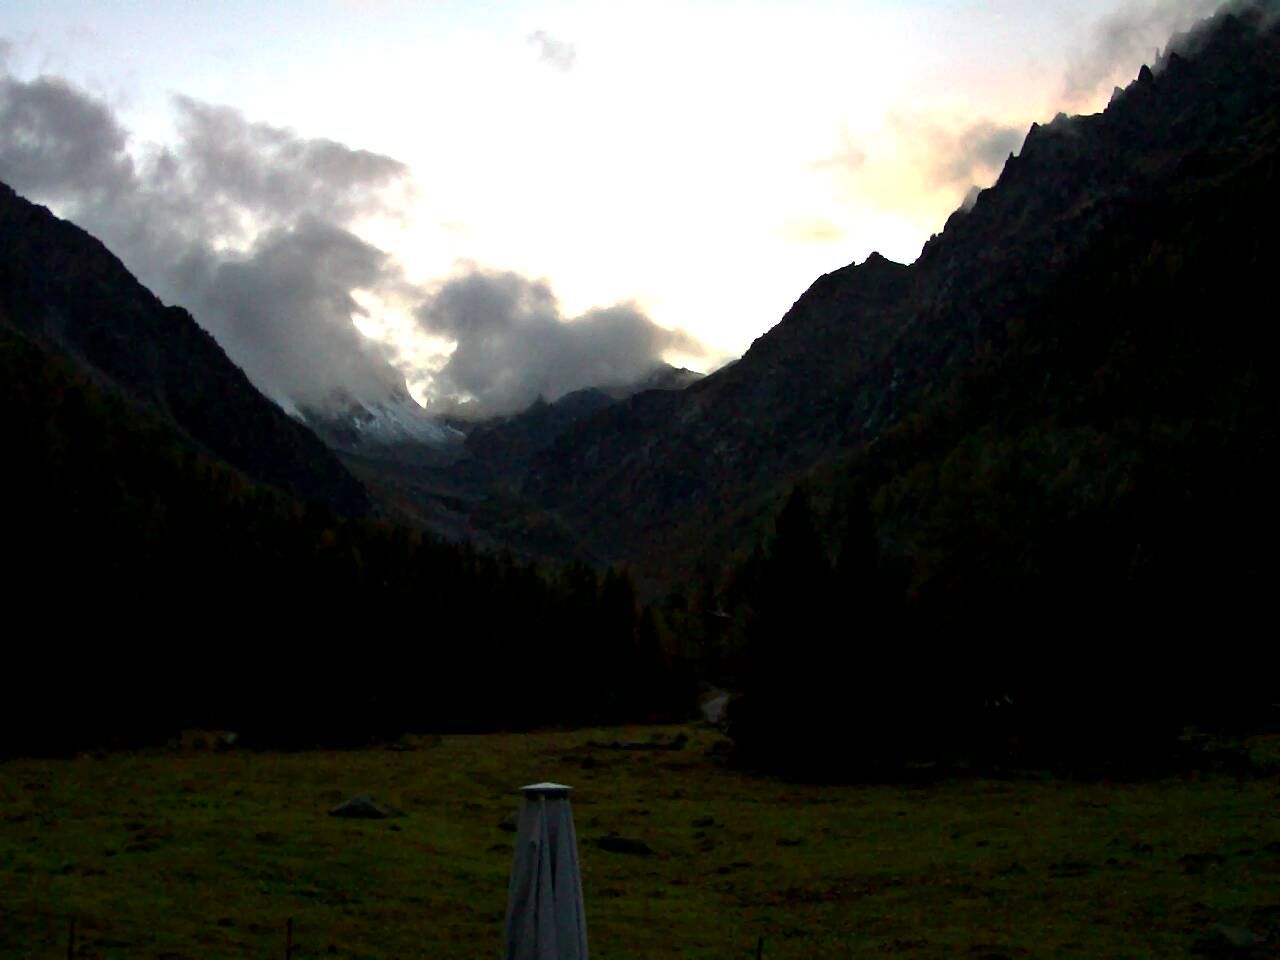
[2,725,1278,959]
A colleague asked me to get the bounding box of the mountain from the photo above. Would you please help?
[0,181,368,516]
[298,385,464,459]
[460,364,705,488]
[505,4,1280,587]
[614,363,705,396]
[0,184,694,755]
[0,311,693,754]
[334,362,705,557]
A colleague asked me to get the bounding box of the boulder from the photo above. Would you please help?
[329,794,404,819]
[595,833,653,855]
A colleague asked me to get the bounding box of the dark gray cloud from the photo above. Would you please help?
[417,269,704,417]
[528,30,576,71]
[0,62,413,409]
[1063,0,1226,102]
[197,219,405,405]
[170,96,407,226]
[0,72,135,199]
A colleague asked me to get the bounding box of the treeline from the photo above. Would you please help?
[706,485,1278,779]
[1,329,694,758]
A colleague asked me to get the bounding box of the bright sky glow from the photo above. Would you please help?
[2,0,1225,382]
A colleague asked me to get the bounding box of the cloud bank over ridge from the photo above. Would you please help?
[1063,0,1227,102]
[0,59,698,417]
[416,269,704,416]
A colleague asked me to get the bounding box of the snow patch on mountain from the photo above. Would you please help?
[297,386,463,453]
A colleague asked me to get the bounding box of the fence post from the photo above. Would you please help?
[756,935,764,959]
[285,916,293,960]
[67,917,76,960]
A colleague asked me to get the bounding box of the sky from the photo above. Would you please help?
[0,0,1229,416]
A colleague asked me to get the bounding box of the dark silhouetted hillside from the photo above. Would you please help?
[0,182,368,515]
[0,190,694,758]
[516,5,1280,596]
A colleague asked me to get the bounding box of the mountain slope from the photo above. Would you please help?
[0,182,368,515]
[518,5,1280,581]
[0,199,695,752]
[330,363,706,558]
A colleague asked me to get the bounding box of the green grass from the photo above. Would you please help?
[2,726,1279,959]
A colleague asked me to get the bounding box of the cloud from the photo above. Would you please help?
[170,96,407,227]
[0,72,135,199]
[1063,0,1227,103]
[782,217,845,244]
[812,132,867,172]
[922,119,1026,190]
[197,219,407,405]
[0,59,708,417]
[812,114,1025,223]
[959,185,984,213]
[0,62,419,409]
[528,30,576,71]
[416,268,704,417]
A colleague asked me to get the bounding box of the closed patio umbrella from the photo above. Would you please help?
[503,782,588,960]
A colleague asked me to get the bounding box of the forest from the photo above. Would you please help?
[0,326,693,758]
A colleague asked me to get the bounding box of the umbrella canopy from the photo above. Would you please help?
[503,782,589,960]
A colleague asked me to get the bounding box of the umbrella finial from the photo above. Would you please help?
[520,782,573,795]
